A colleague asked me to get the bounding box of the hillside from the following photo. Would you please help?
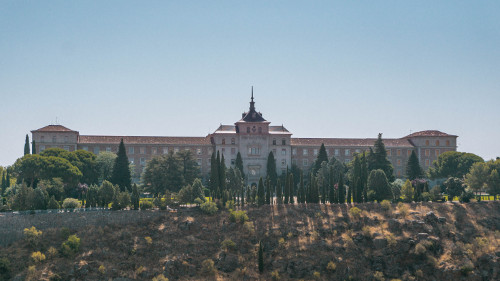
[1,202,499,281]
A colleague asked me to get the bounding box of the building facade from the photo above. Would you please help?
[31,94,457,184]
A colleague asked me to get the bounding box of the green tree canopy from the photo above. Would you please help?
[465,162,489,195]
[177,150,200,185]
[367,169,392,202]
[313,143,329,173]
[96,151,117,183]
[24,134,30,155]
[367,134,395,182]
[267,152,277,187]
[429,151,483,179]
[235,152,245,180]
[406,150,423,180]
[142,152,184,195]
[444,177,464,201]
[110,139,131,191]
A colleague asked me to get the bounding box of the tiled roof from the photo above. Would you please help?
[213,125,237,133]
[31,125,78,133]
[404,130,457,138]
[291,138,414,148]
[78,135,211,145]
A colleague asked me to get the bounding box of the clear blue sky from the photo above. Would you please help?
[1,1,499,167]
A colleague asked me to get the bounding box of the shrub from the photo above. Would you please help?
[200,259,216,276]
[47,196,60,209]
[271,270,280,280]
[225,200,235,210]
[348,207,362,219]
[327,261,337,272]
[414,242,427,256]
[397,202,409,217]
[0,257,11,280]
[31,251,46,263]
[362,226,372,238]
[229,210,249,224]
[243,221,255,235]
[60,227,71,240]
[421,192,432,202]
[140,200,154,210]
[61,235,80,256]
[459,189,474,203]
[200,201,218,215]
[24,226,42,248]
[313,271,321,280]
[145,236,153,245]
[26,265,36,281]
[221,239,236,251]
[98,265,106,275]
[386,233,397,247]
[62,198,81,209]
[380,200,392,212]
[194,197,204,206]
[278,237,286,248]
[152,274,169,281]
[47,247,58,258]
[374,271,385,281]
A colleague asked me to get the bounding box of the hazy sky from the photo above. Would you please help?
[1,1,499,167]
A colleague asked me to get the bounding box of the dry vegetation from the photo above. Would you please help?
[0,201,499,280]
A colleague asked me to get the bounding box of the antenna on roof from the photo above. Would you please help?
[55,117,59,125]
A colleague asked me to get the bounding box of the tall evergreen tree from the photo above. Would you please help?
[209,152,219,194]
[288,173,295,204]
[298,172,305,203]
[329,166,335,203]
[406,151,423,180]
[219,153,227,194]
[265,177,271,204]
[131,183,140,210]
[276,178,282,204]
[338,174,345,204]
[24,134,30,155]
[368,133,395,182]
[257,177,265,206]
[110,139,131,191]
[284,173,290,204]
[235,152,245,180]
[32,140,36,154]
[367,169,393,202]
[314,143,329,173]
[361,152,368,202]
[266,152,278,187]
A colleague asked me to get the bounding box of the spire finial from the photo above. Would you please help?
[249,86,255,111]
[251,86,254,101]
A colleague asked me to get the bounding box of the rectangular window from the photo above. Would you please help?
[140,147,146,154]
[197,158,203,166]
[281,159,286,166]
[64,136,69,143]
[208,148,213,155]
[292,159,297,165]
[345,149,350,156]
[446,140,450,146]
[230,159,235,165]
[231,148,236,154]
[387,149,391,156]
[163,147,168,154]
[355,149,361,153]
[282,139,286,145]
[281,168,286,175]
[272,149,276,155]
[197,148,202,155]
[397,159,402,166]
[82,146,88,151]
[314,149,318,156]
[303,149,308,156]
[129,147,134,154]
[407,150,412,156]
[231,138,235,145]
[140,158,146,166]
[248,147,260,155]
[303,159,309,166]
[281,149,286,155]
[397,170,402,177]
[425,159,430,166]
[222,148,225,154]
[106,147,111,152]
[207,158,211,165]
[425,149,430,156]
[292,148,297,155]
[94,147,100,155]
[40,145,45,152]
[151,147,157,155]
[397,149,401,156]
[435,149,440,156]
[129,157,134,164]
[335,149,340,156]
[273,139,276,145]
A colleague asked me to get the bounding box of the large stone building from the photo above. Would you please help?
[31,93,457,184]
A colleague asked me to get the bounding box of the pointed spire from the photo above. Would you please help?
[250,86,255,111]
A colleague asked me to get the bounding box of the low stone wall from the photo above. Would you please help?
[0,209,167,246]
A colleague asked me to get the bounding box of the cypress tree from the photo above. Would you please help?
[347,184,352,204]
[266,152,278,187]
[369,133,395,182]
[24,134,30,155]
[257,177,265,206]
[246,186,251,205]
[361,152,368,202]
[5,172,10,188]
[338,174,345,204]
[258,241,264,273]
[219,153,226,194]
[209,152,219,194]
[110,139,131,192]
[312,176,320,203]
[265,177,271,205]
[314,143,329,173]
[329,166,335,203]
[235,152,245,180]
[131,183,140,210]
[276,178,282,204]
[289,174,295,204]
[284,173,289,204]
[406,151,423,180]
[32,140,36,154]
[297,172,304,203]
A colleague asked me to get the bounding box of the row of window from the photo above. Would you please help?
[39,135,71,143]
[81,146,213,156]
[425,140,451,146]
[220,138,288,145]
[293,148,364,157]
[39,145,71,152]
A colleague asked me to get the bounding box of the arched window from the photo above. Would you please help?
[222,138,226,145]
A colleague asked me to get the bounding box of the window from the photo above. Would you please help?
[140,147,146,154]
[195,148,201,155]
[435,149,440,157]
[63,146,70,151]
[281,169,286,175]
[231,138,235,145]
[129,147,134,154]
[335,149,340,156]
[230,159,235,165]
[247,127,250,133]
[231,148,236,155]
[386,149,391,156]
[94,147,100,154]
[425,159,430,166]
[282,139,286,145]
[397,170,402,177]
[197,159,203,166]
[425,149,430,156]
[174,147,179,153]
[140,158,146,166]
[129,157,134,164]
[397,159,402,166]
[314,149,318,156]
[425,140,430,146]
[273,139,276,145]
[163,147,168,154]
[207,158,211,165]
[446,140,450,146]
[105,147,111,152]
[281,159,286,166]
[40,145,45,152]
[292,159,297,165]
[355,149,361,153]
[345,149,350,156]
[64,136,69,143]
[222,138,225,145]
[83,146,88,151]
[208,148,213,155]
[248,147,260,155]
[303,149,308,156]
[407,150,412,156]
[397,149,401,156]
[436,140,440,146]
[52,136,57,143]
[40,136,45,143]
[152,147,157,155]
[303,159,309,166]
[292,148,297,155]
[281,149,286,155]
